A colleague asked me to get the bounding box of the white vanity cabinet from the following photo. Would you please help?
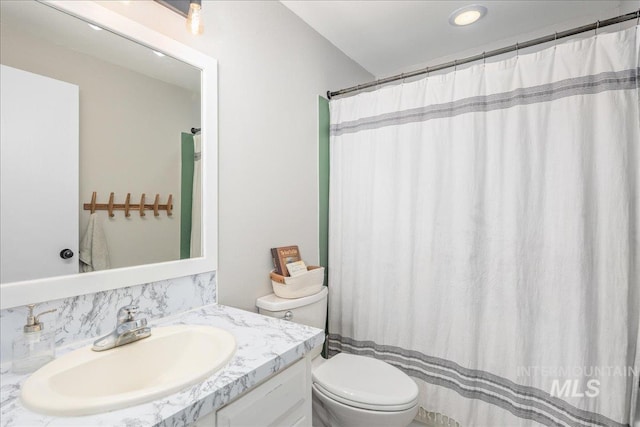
[192,357,312,427]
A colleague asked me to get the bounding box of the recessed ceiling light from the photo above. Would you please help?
[88,24,103,31]
[449,5,487,26]
[153,51,165,57]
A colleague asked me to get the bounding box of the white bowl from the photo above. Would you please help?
[21,325,236,416]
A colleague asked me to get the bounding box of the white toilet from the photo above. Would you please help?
[256,287,419,427]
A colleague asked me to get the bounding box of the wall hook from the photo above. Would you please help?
[153,194,160,217]
[139,193,146,217]
[83,192,173,217]
[107,192,115,218]
[166,195,173,216]
[90,191,97,214]
[124,193,131,218]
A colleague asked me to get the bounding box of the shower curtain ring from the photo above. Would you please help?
[636,10,639,26]
[482,51,486,66]
[595,20,600,36]
[454,59,458,71]
[401,73,406,84]
[553,32,558,49]
[516,42,519,58]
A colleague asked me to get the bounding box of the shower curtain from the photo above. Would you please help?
[180,133,202,258]
[191,134,202,258]
[328,27,639,427]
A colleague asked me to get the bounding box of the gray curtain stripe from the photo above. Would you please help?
[332,345,565,427]
[335,345,599,427]
[407,369,566,427]
[328,334,624,427]
[328,335,628,427]
[330,68,639,137]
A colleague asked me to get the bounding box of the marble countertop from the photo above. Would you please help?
[0,304,324,427]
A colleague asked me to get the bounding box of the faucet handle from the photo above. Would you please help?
[117,304,139,324]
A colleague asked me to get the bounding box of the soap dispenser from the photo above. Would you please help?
[12,304,57,374]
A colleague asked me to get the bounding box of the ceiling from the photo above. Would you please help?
[281,1,640,77]
[0,1,200,92]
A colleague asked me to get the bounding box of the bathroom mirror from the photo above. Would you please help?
[0,0,218,309]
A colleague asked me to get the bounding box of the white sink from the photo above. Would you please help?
[21,325,236,416]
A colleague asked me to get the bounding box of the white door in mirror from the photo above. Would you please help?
[0,65,79,284]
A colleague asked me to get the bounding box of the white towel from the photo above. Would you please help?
[79,213,110,272]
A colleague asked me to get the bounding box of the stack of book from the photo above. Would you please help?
[271,245,306,277]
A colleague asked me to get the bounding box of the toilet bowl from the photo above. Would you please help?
[311,353,419,427]
[256,287,419,427]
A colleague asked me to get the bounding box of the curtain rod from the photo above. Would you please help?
[327,9,640,100]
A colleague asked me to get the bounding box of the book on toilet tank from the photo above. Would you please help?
[286,260,308,277]
[271,245,301,276]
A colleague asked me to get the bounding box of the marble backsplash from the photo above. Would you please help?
[0,271,216,364]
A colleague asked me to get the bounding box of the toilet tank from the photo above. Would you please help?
[256,287,327,329]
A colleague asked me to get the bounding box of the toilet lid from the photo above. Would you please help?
[312,353,419,411]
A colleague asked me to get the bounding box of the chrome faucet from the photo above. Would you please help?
[92,305,151,351]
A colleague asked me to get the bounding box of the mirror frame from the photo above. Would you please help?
[0,0,218,309]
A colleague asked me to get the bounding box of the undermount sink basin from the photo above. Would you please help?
[21,325,236,416]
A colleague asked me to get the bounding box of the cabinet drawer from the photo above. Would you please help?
[217,358,310,427]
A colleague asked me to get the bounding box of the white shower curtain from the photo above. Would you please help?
[328,27,639,427]
[191,134,202,258]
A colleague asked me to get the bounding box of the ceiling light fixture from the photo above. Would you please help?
[153,51,165,57]
[186,0,204,35]
[88,23,103,31]
[449,5,487,26]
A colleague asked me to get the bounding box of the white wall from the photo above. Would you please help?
[96,1,373,311]
[1,23,200,269]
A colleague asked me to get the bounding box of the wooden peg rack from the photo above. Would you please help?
[83,192,173,217]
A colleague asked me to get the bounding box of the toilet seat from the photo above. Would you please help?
[313,383,418,412]
[312,353,419,412]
